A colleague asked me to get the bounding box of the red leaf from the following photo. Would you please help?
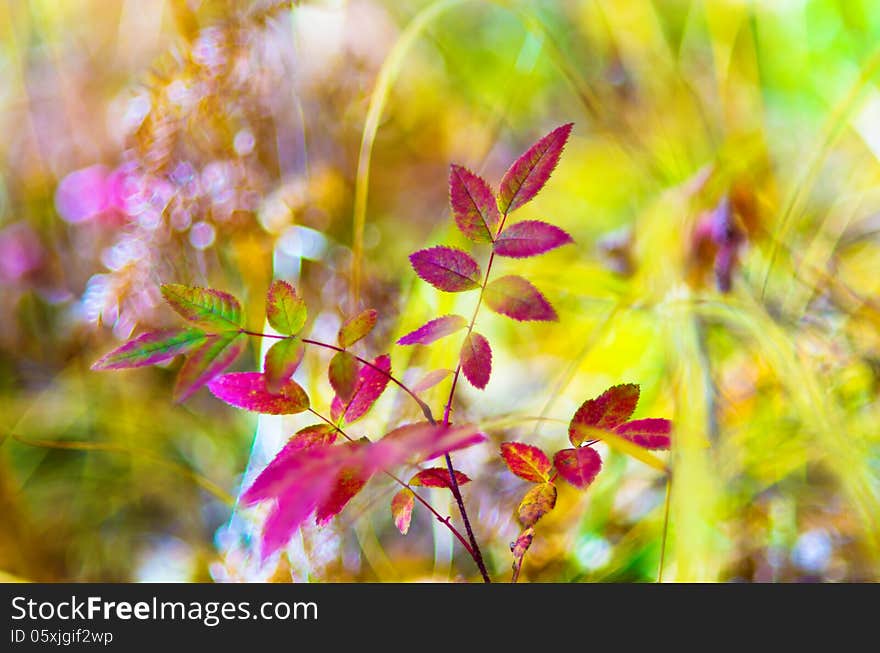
[328,350,359,402]
[172,331,247,402]
[411,369,453,394]
[244,422,484,557]
[553,447,602,489]
[615,418,672,450]
[266,280,307,336]
[397,315,467,346]
[484,275,558,322]
[500,442,551,483]
[493,220,573,258]
[409,467,471,489]
[449,164,501,242]
[331,354,391,424]
[161,284,243,331]
[569,383,640,446]
[460,331,491,389]
[207,372,310,414]
[391,489,415,535]
[517,482,557,528]
[409,246,481,292]
[498,123,573,214]
[375,422,486,467]
[511,527,535,583]
[263,338,304,393]
[315,442,371,526]
[338,309,378,348]
[92,328,207,370]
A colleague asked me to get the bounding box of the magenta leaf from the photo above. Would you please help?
[241,424,337,505]
[569,383,640,446]
[411,369,453,394]
[330,354,391,424]
[328,350,359,402]
[484,275,558,322]
[208,372,310,415]
[172,331,247,402]
[266,280,307,336]
[409,246,481,292]
[92,328,207,370]
[460,331,491,389]
[263,338,304,393]
[500,442,552,483]
[498,123,573,214]
[397,315,467,346]
[493,220,573,258]
[372,422,486,468]
[243,421,485,556]
[338,309,378,348]
[409,467,471,489]
[553,447,602,490]
[391,489,415,535]
[614,418,672,450]
[449,164,501,242]
[161,284,243,331]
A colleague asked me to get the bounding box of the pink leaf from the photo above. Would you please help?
[241,424,337,505]
[500,442,552,483]
[409,246,481,292]
[484,275,558,322]
[397,315,467,346]
[553,447,602,490]
[244,422,485,555]
[569,383,640,446]
[338,309,378,348]
[498,123,573,214]
[331,354,391,424]
[614,418,672,450]
[391,489,415,535]
[266,280,307,336]
[373,422,486,468]
[260,469,336,560]
[449,164,501,242]
[161,284,243,331]
[460,331,491,389]
[409,467,471,489]
[207,372,310,414]
[328,350,359,402]
[172,332,247,402]
[411,369,453,395]
[493,220,573,258]
[263,338,304,393]
[92,328,207,370]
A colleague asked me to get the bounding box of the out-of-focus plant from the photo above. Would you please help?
[93,125,673,581]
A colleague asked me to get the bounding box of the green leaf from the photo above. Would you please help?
[328,350,359,402]
[92,329,207,370]
[338,309,378,348]
[173,331,248,402]
[263,338,304,393]
[266,280,307,336]
[161,284,243,331]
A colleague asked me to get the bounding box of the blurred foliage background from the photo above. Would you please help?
[2,0,880,582]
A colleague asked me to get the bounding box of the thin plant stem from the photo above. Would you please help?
[305,408,476,559]
[439,207,516,583]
